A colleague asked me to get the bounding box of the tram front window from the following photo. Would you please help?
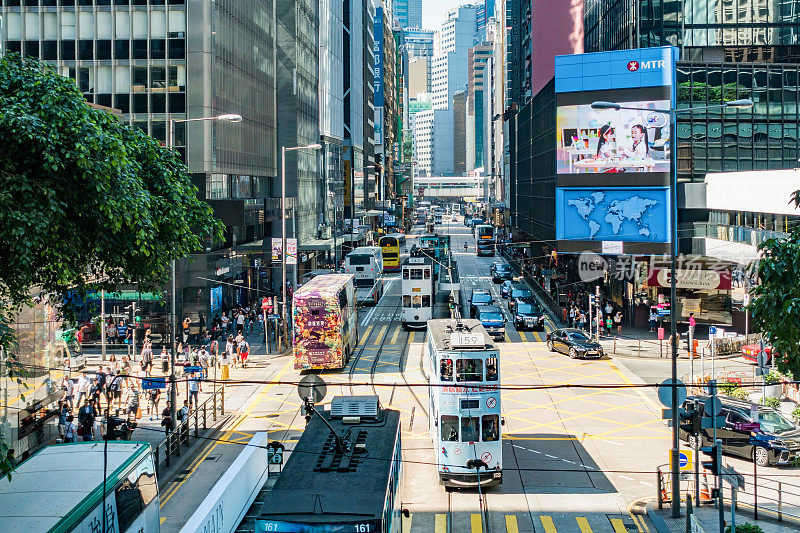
[442,415,459,441]
[461,417,480,442]
[440,358,453,381]
[456,359,483,382]
[486,356,498,381]
[482,414,500,442]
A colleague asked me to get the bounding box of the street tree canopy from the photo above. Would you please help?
[750,191,800,380]
[0,54,222,477]
[0,53,223,312]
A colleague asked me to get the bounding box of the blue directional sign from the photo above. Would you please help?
[141,377,165,390]
[184,366,202,373]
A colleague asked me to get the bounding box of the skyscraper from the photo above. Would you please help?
[393,0,422,29]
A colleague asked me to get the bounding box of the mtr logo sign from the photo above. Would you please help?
[627,59,666,72]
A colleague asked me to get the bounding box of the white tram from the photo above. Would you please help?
[401,256,435,329]
[426,319,502,489]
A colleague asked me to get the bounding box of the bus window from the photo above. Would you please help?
[440,358,453,381]
[403,295,411,308]
[456,359,483,382]
[486,356,498,381]
[461,417,480,442]
[422,296,431,307]
[116,457,158,531]
[442,415,459,441]
[482,415,500,441]
[338,288,348,308]
[411,268,423,280]
[424,268,431,279]
[403,269,409,279]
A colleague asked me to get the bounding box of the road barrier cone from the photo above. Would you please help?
[700,473,713,503]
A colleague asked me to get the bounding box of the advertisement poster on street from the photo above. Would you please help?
[271,238,297,265]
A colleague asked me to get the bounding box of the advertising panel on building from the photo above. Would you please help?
[554,46,678,255]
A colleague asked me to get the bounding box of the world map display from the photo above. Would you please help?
[556,187,669,242]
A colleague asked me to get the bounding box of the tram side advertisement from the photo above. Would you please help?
[293,296,344,369]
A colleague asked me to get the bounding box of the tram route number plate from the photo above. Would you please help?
[451,332,483,348]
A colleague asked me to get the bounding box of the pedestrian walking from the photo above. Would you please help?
[688,312,696,338]
[238,339,250,369]
[220,352,230,381]
[605,315,613,336]
[148,388,161,420]
[60,376,74,410]
[58,402,70,439]
[141,342,153,376]
[160,346,169,374]
[161,402,174,435]
[75,373,90,407]
[614,311,623,335]
[188,373,201,411]
[63,415,78,443]
[178,400,189,421]
[78,399,96,441]
[649,308,658,333]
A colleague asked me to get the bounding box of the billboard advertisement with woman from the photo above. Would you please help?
[556,100,671,175]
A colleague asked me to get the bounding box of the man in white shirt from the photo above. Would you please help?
[236,312,245,334]
[221,314,229,333]
[75,374,91,407]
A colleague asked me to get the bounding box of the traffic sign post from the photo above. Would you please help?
[669,449,694,472]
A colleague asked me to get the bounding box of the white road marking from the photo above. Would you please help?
[603,440,623,446]
[545,454,557,459]
[619,475,634,481]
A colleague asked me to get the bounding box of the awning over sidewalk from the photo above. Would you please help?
[299,238,334,252]
[363,209,383,218]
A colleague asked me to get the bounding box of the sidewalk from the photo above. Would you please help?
[649,499,800,532]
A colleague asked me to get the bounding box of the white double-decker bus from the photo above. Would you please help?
[426,319,502,489]
[401,256,435,329]
[345,246,384,305]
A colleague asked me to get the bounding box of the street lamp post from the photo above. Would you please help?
[166,113,242,430]
[591,97,753,518]
[280,144,323,350]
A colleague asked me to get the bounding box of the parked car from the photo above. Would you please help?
[546,328,603,358]
[469,289,494,318]
[679,396,800,467]
[513,299,546,331]
[477,305,506,341]
[500,280,513,299]
[491,263,513,283]
[507,283,534,313]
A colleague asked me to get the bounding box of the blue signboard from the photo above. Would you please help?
[142,377,166,390]
[210,285,223,318]
[553,46,678,251]
[184,366,202,373]
[373,7,384,146]
[556,187,671,242]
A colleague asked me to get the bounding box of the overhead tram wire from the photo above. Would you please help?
[128,423,800,480]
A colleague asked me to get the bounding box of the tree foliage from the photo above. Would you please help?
[0,54,223,477]
[750,192,800,380]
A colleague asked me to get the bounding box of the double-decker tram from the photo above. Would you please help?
[426,319,502,489]
[345,246,384,305]
[401,256,435,329]
[379,233,407,272]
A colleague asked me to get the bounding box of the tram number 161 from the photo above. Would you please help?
[353,525,372,532]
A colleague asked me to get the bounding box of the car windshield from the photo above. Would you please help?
[517,303,537,315]
[481,311,504,322]
[496,265,510,272]
[759,411,796,433]
[473,293,492,304]
[511,288,532,298]
[568,331,591,342]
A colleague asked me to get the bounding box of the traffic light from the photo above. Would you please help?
[134,308,142,323]
[679,401,702,436]
[700,444,719,475]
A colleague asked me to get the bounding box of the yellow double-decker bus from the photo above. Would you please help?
[379,233,406,272]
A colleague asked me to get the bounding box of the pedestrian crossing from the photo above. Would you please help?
[406,512,646,532]
[354,324,555,348]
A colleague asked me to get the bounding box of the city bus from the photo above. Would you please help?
[402,256,435,329]
[293,274,358,370]
[345,246,384,305]
[379,233,407,272]
[426,319,502,488]
[0,442,159,532]
[475,224,495,256]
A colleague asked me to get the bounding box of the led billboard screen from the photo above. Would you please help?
[556,99,671,175]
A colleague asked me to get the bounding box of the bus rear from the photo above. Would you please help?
[293,274,357,370]
[380,234,402,272]
[475,224,495,257]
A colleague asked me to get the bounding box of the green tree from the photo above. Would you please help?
[0,54,223,477]
[750,192,800,380]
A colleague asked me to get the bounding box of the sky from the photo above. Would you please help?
[422,0,468,31]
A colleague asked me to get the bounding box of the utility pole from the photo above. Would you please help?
[100,289,106,362]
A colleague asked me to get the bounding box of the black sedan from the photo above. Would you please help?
[546,328,604,358]
[512,299,546,331]
[491,263,513,283]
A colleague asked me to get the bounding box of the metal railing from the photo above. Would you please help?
[152,387,225,478]
[657,464,800,524]
[499,248,563,325]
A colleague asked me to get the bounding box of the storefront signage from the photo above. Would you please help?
[647,269,732,290]
[602,241,624,254]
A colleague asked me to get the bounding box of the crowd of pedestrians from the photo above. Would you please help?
[565,290,624,337]
[56,312,260,445]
